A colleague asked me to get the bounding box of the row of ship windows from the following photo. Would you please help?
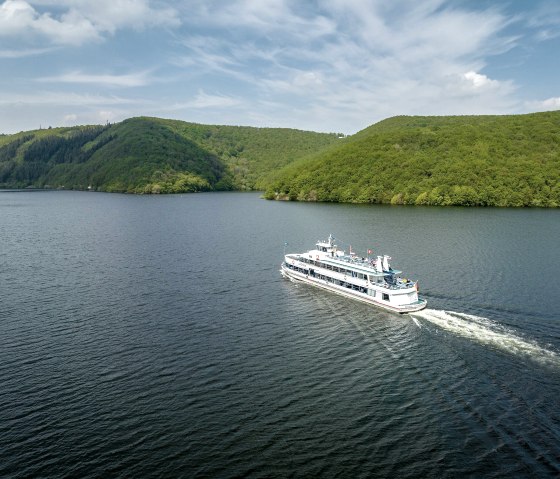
[297,257,369,280]
[285,263,391,301]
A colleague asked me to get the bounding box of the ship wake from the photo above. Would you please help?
[411,309,560,368]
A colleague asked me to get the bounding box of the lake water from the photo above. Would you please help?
[1,191,559,478]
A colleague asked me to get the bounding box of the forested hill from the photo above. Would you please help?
[0,117,340,193]
[263,111,560,207]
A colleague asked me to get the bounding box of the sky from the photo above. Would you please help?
[1,0,560,135]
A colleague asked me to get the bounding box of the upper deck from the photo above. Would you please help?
[285,234,417,291]
[322,254,402,276]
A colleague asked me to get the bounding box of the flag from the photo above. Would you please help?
[367,249,372,255]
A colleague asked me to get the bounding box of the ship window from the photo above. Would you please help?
[382,293,390,301]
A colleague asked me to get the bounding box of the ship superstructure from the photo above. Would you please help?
[281,234,426,313]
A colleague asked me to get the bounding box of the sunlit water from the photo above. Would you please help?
[0,191,559,478]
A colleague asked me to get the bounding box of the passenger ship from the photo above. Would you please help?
[281,234,427,313]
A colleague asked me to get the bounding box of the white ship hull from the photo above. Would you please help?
[281,264,426,314]
[281,234,427,314]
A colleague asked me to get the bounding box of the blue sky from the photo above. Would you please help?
[1,0,559,134]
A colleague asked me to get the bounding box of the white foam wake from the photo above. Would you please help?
[411,309,560,367]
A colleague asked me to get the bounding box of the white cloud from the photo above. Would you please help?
[526,97,560,110]
[1,0,537,134]
[38,70,152,87]
[0,0,101,44]
[171,0,520,132]
[536,29,560,41]
[293,71,323,88]
[95,110,119,123]
[188,0,335,39]
[0,0,179,46]
[175,90,241,109]
[527,2,560,42]
[0,0,35,34]
[0,46,55,57]
[542,97,560,108]
[0,91,139,106]
[261,71,325,96]
[59,109,125,127]
[0,96,141,132]
[51,0,180,32]
[462,71,500,89]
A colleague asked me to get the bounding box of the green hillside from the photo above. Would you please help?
[157,118,342,190]
[263,112,560,207]
[0,117,339,193]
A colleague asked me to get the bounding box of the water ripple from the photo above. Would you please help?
[1,192,559,478]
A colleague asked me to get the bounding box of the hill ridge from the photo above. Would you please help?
[0,116,339,193]
[263,111,560,207]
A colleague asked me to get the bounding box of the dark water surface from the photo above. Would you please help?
[1,191,559,478]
